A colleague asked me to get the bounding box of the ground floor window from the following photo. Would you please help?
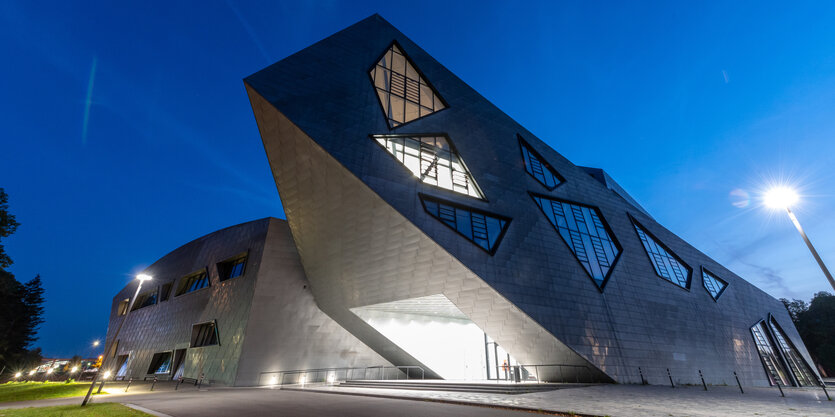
[147,351,173,375]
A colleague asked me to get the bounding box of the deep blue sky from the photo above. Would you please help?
[2,1,834,357]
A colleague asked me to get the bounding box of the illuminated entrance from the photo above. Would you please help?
[351,294,519,380]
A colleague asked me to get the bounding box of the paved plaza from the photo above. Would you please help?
[0,381,832,416]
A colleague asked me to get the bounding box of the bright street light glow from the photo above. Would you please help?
[71,366,79,373]
[103,371,111,379]
[136,273,152,281]
[29,370,35,376]
[15,372,21,378]
[46,368,53,374]
[92,340,100,347]
[764,186,799,209]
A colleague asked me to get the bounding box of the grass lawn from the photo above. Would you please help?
[0,403,150,416]
[0,382,102,403]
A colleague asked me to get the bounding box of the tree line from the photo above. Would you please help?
[0,188,45,376]
[781,292,835,376]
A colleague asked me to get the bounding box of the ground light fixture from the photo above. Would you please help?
[763,186,835,292]
[14,372,21,378]
[82,273,152,406]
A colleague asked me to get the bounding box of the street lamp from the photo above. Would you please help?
[14,372,21,379]
[764,186,835,292]
[81,273,152,406]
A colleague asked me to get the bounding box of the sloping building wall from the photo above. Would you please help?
[245,14,818,386]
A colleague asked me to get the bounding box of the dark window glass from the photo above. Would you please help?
[420,195,510,254]
[701,269,728,301]
[372,134,483,199]
[147,351,173,375]
[531,194,621,289]
[218,255,247,282]
[130,289,158,311]
[751,320,791,386]
[191,321,220,347]
[632,219,691,289]
[370,42,446,128]
[518,136,563,190]
[176,270,210,296]
[160,283,173,302]
[768,317,818,386]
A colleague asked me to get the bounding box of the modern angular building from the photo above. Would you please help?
[106,14,821,388]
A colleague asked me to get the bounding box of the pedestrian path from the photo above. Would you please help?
[292,382,835,417]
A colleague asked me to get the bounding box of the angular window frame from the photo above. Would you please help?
[530,192,622,291]
[371,133,485,200]
[191,320,220,348]
[368,40,449,129]
[518,135,565,191]
[419,193,511,255]
[175,268,211,297]
[217,251,249,283]
[160,282,173,302]
[766,314,818,387]
[629,215,692,291]
[116,299,129,316]
[131,288,158,312]
[147,351,174,375]
[701,267,729,301]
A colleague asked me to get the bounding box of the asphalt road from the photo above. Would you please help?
[125,388,539,417]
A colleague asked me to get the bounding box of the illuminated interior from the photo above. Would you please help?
[351,294,518,380]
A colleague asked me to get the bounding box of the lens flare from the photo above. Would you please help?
[729,188,749,208]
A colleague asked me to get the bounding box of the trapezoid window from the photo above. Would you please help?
[750,320,791,386]
[191,321,220,348]
[131,288,158,311]
[373,134,483,199]
[160,282,173,302]
[370,42,447,128]
[117,299,129,316]
[518,135,563,190]
[701,268,728,301]
[631,217,691,289]
[176,269,210,297]
[531,194,621,290]
[147,351,172,375]
[218,252,247,282]
[768,317,817,386]
[421,194,510,254]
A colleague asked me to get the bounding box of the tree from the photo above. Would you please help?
[780,297,808,326]
[0,188,20,269]
[0,189,45,372]
[794,292,835,376]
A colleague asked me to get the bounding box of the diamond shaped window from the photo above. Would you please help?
[531,194,621,289]
[421,194,509,254]
[631,217,691,289]
[370,42,447,128]
[701,268,728,301]
[373,134,483,199]
[519,135,563,190]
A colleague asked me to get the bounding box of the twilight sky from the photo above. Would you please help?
[2,1,834,357]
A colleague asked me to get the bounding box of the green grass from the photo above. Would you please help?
[0,403,150,416]
[0,382,102,403]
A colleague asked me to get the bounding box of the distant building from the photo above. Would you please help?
[106,15,820,388]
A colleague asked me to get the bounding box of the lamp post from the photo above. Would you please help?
[81,273,152,406]
[764,187,835,292]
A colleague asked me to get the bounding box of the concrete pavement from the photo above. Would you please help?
[1,381,833,416]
